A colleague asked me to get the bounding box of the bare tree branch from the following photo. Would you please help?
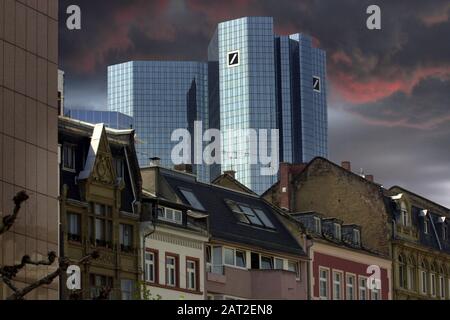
[0,191,101,300]
[0,191,29,236]
[5,251,99,300]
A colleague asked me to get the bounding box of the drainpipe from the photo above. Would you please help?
[305,236,314,300]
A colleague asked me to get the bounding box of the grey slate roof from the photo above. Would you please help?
[160,169,306,257]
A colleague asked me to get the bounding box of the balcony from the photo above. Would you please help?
[206,265,305,300]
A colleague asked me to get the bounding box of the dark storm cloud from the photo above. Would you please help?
[345,76,450,129]
[58,0,450,206]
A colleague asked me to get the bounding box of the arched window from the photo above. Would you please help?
[407,257,416,291]
[430,263,437,297]
[398,255,406,289]
[420,260,428,295]
[400,202,409,227]
[439,266,446,299]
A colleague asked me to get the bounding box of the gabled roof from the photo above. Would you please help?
[159,169,305,257]
[212,173,257,195]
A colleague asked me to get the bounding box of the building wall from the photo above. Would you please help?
[288,159,392,256]
[311,242,392,300]
[0,0,59,300]
[145,228,207,300]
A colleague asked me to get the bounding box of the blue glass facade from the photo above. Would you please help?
[108,61,210,182]
[66,109,134,130]
[106,17,327,194]
[208,17,328,194]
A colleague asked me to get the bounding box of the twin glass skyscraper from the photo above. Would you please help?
[108,17,328,194]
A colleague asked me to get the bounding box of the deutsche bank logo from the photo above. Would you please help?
[228,50,240,67]
[313,76,321,92]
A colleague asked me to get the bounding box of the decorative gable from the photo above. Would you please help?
[78,124,116,185]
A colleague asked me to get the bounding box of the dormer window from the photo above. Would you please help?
[353,229,361,246]
[314,217,322,234]
[400,202,409,227]
[334,223,341,240]
[158,207,182,225]
[424,217,429,234]
[114,158,124,179]
[62,144,76,172]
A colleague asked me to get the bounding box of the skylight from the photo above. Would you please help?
[179,188,205,211]
[225,200,276,230]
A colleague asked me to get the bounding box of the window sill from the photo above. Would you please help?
[145,282,203,295]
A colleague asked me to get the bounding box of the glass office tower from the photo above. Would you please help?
[108,61,209,182]
[208,17,328,194]
[66,110,134,130]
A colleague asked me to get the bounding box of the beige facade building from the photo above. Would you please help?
[0,0,59,299]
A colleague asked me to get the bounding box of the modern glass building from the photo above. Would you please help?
[108,61,210,182]
[106,17,327,194]
[66,109,134,130]
[208,17,328,194]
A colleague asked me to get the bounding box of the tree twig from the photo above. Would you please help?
[0,191,29,236]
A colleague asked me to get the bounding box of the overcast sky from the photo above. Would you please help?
[59,0,450,207]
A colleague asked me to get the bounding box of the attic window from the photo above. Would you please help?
[225,200,275,230]
[334,223,342,240]
[314,217,322,234]
[179,188,205,211]
[63,144,76,172]
[424,217,429,235]
[353,229,361,246]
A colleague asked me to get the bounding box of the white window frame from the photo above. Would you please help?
[346,273,356,300]
[186,260,197,291]
[223,247,247,270]
[371,286,381,300]
[332,271,343,300]
[166,256,176,287]
[314,217,321,234]
[288,261,301,280]
[319,267,330,300]
[420,270,428,295]
[353,229,361,245]
[407,264,415,291]
[439,276,445,299]
[424,218,429,234]
[145,252,156,283]
[159,207,182,225]
[358,276,368,300]
[334,224,341,240]
[430,273,437,297]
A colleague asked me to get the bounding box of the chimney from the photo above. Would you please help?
[279,163,307,211]
[149,157,161,167]
[365,175,374,183]
[224,170,236,179]
[174,164,193,174]
[341,161,351,172]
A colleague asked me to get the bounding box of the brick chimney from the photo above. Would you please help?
[279,163,307,211]
[365,175,374,183]
[224,170,236,179]
[341,161,351,172]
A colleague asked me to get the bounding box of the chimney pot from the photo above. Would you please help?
[149,157,161,167]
